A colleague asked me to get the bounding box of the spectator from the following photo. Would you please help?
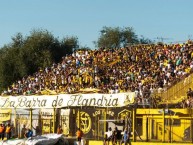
[25,128,33,138]
[187,88,193,98]
[5,123,12,140]
[57,125,63,134]
[104,127,113,145]
[21,125,27,138]
[32,125,41,136]
[0,123,5,140]
[121,127,131,145]
[76,128,83,145]
[112,127,122,145]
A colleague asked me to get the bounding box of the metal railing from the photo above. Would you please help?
[155,73,193,106]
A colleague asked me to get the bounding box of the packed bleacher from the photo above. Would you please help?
[1,40,193,108]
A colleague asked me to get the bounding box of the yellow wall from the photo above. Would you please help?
[136,108,191,115]
[89,141,193,145]
[136,109,193,142]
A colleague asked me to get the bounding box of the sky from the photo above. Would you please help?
[0,0,193,49]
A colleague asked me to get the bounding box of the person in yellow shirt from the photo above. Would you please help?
[5,123,12,140]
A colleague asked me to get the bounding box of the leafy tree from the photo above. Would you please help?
[0,29,79,93]
[98,26,121,49]
[60,36,79,55]
[95,26,139,49]
[77,45,91,51]
[11,32,24,48]
[138,35,153,44]
[0,45,25,91]
[20,29,55,74]
[20,29,79,74]
[121,27,139,47]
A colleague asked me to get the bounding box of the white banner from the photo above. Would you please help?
[0,92,135,109]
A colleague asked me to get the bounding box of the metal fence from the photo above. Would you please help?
[134,115,193,143]
[154,73,193,107]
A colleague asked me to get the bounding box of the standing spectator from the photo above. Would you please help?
[104,127,113,145]
[5,123,12,140]
[112,127,122,145]
[1,124,6,140]
[187,88,193,98]
[33,125,41,136]
[57,125,63,134]
[0,123,5,140]
[122,129,131,145]
[21,125,27,138]
[0,123,3,140]
[10,124,16,139]
[76,128,83,145]
[25,128,33,138]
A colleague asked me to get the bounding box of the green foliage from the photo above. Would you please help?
[0,29,79,93]
[0,45,25,91]
[121,27,139,46]
[95,26,139,49]
[100,27,121,48]
[96,26,121,49]
[60,36,79,55]
[77,45,91,51]
[139,35,154,44]
[95,26,152,49]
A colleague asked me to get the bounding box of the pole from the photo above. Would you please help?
[191,119,193,143]
[146,116,148,142]
[30,109,33,130]
[191,109,193,143]
[78,109,80,128]
[132,108,136,142]
[162,108,165,142]
[14,108,18,138]
[98,116,99,140]
[19,115,21,138]
[104,108,107,138]
[53,108,56,133]
[169,115,172,143]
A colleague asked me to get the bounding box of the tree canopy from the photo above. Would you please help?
[95,26,152,49]
[0,29,79,92]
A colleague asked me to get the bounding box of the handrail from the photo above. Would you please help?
[154,72,193,105]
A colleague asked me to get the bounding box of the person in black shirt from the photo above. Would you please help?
[112,127,122,145]
[187,88,193,98]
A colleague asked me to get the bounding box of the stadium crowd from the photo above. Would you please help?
[2,40,193,108]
